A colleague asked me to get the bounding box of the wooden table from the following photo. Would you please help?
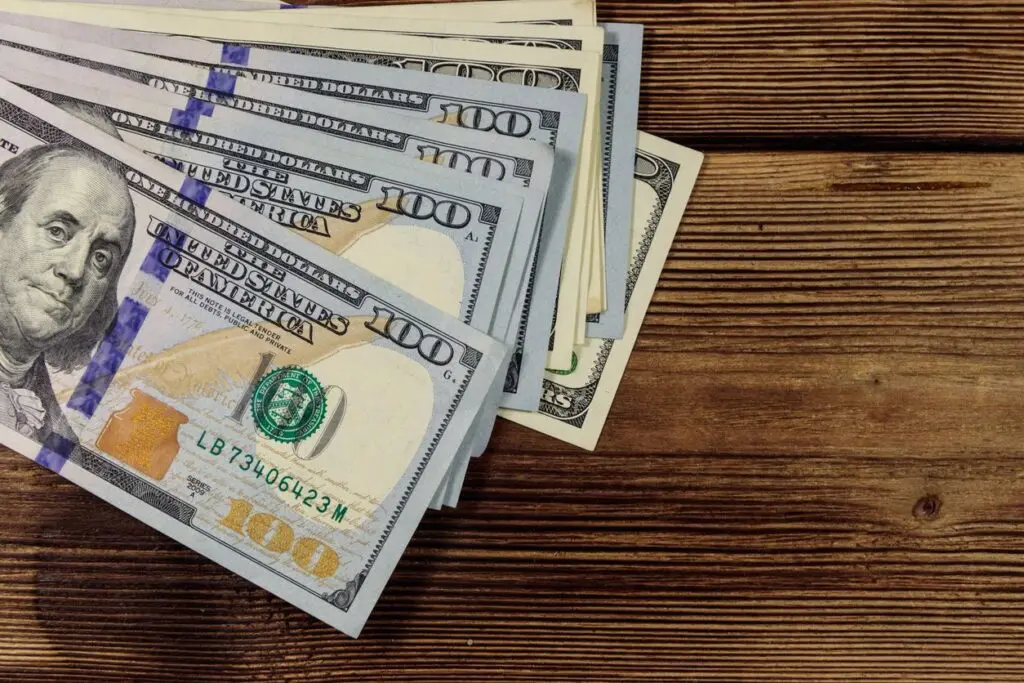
[3,1,1024,680]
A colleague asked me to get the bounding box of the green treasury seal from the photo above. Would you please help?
[250,366,327,444]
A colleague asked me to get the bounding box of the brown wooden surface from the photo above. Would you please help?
[328,0,1024,149]
[3,1,1024,681]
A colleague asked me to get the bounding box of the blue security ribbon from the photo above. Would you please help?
[168,97,216,130]
[205,69,238,96]
[140,222,181,284]
[220,44,251,66]
[179,177,212,207]
[66,298,150,420]
[169,62,242,126]
[62,176,207,424]
[168,46,248,128]
[35,432,76,474]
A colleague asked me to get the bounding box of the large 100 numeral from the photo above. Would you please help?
[365,306,455,366]
[438,103,533,138]
[417,145,507,181]
[376,186,472,229]
[219,498,341,579]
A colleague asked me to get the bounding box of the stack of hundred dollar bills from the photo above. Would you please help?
[0,0,703,636]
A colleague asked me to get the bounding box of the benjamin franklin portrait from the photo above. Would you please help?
[0,131,135,443]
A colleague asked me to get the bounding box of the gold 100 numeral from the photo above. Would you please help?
[219,498,341,579]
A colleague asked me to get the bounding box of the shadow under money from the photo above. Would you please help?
[24,466,330,680]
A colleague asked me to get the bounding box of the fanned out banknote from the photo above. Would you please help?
[0,13,589,409]
[85,6,645,505]
[0,76,507,637]
[40,0,283,7]
[443,132,701,504]
[0,47,533,366]
[0,24,566,412]
[0,0,603,372]
[133,11,613,326]
[588,23,644,340]
[504,134,704,450]
[0,0,706,637]
[97,0,598,25]
[293,0,598,26]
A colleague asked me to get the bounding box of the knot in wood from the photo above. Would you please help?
[913,494,942,520]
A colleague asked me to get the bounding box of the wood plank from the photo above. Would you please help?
[305,0,1024,147]
[3,151,1024,680]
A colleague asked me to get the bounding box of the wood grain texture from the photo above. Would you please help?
[5,0,1024,679]
[309,0,1024,149]
[3,149,1024,681]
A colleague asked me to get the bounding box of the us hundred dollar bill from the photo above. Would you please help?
[111,9,607,52]
[190,12,624,334]
[0,77,508,636]
[0,49,531,347]
[504,134,704,450]
[283,0,597,27]
[49,0,280,8]
[438,38,646,501]
[0,27,558,411]
[0,0,602,372]
[1,52,523,503]
[136,12,607,303]
[0,51,528,501]
[203,12,614,323]
[0,12,589,399]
